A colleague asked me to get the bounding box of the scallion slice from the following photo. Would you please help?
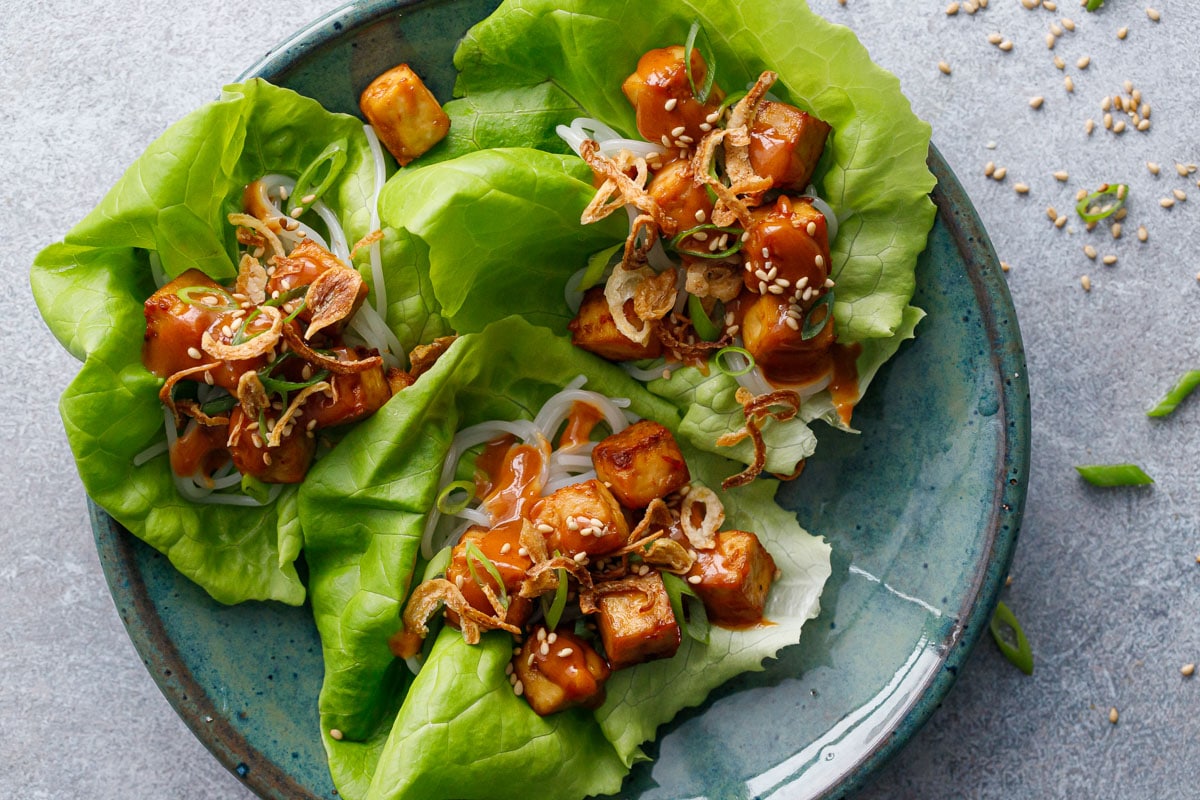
[464,541,509,610]
[1147,370,1200,418]
[714,346,755,376]
[662,571,710,644]
[231,307,263,345]
[240,473,271,504]
[436,480,476,515]
[581,243,622,291]
[1075,464,1154,486]
[669,223,744,259]
[200,395,237,416]
[420,546,452,584]
[1075,183,1128,222]
[288,138,349,216]
[688,295,723,342]
[1085,0,1104,10]
[544,568,570,630]
[683,21,717,104]
[989,601,1033,675]
[176,285,239,311]
[263,285,308,308]
[801,291,835,340]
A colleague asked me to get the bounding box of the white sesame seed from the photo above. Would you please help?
[999,40,1013,51]
[987,32,1003,45]
[806,221,817,236]
[1014,183,1030,195]
[1084,245,1098,259]
[785,317,800,331]
[1062,17,1076,31]
[985,161,996,177]
[938,61,952,75]
[1080,275,1092,292]
[1137,225,1148,242]
[187,347,202,360]
[1053,171,1069,182]
[1103,254,1118,265]
[1173,189,1188,202]
[1161,197,1176,208]
[1076,55,1090,69]
[1146,7,1160,22]
[513,680,524,696]
[1029,95,1045,109]
[330,728,344,741]
[557,648,574,658]
[670,125,686,137]
[946,1,960,14]
[1054,55,1066,70]
[688,575,702,584]
[664,98,678,111]
[1117,27,1128,40]
[694,209,707,223]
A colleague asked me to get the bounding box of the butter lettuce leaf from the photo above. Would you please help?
[30,78,444,604]
[300,317,830,799]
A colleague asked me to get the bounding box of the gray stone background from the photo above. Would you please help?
[3,0,1198,797]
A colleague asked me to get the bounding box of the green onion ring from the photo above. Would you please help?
[989,601,1033,675]
[420,546,453,584]
[801,291,835,341]
[288,138,349,216]
[714,346,755,376]
[1075,183,1128,223]
[1147,370,1200,418]
[240,474,271,504]
[176,285,239,311]
[581,243,622,291]
[544,568,570,630]
[436,480,476,515]
[1074,464,1154,486]
[688,295,723,342]
[263,285,308,308]
[662,571,710,644]
[464,541,509,610]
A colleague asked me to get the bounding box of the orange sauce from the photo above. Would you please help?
[476,437,546,525]
[827,342,862,427]
[169,423,229,479]
[558,401,604,449]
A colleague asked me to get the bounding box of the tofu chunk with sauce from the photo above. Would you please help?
[514,626,610,716]
[621,45,724,145]
[748,101,831,192]
[569,287,663,362]
[596,572,681,670]
[592,420,690,509]
[531,479,630,560]
[359,64,450,166]
[298,346,393,429]
[444,523,534,628]
[226,406,315,484]
[740,291,836,389]
[683,530,777,627]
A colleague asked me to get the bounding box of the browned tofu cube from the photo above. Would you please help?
[444,522,534,627]
[359,64,450,166]
[684,530,777,627]
[748,101,831,192]
[592,420,690,509]
[741,198,829,296]
[226,406,315,484]
[740,291,836,388]
[531,479,629,560]
[596,572,680,670]
[513,626,610,716]
[299,347,392,429]
[569,287,663,362]
[621,45,724,146]
[266,239,368,332]
[647,159,714,236]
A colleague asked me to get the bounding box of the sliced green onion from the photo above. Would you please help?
[436,480,476,515]
[231,307,263,345]
[1085,0,1104,10]
[464,541,509,610]
[544,568,570,630]
[1147,371,1200,418]
[176,285,238,311]
[240,473,271,504]
[282,301,308,325]
[668,222,744,259]
[801,291,835,341]
[200,395,237,416]
[688,295,723,342]
[288,138,349,216]
[1075,183,1129,223]
[662,571,710,644]
[420,546,452,584]
[683,21,717,104]
[989,601,1033,675]
[1075,464,1154,486]
[256,409,270,442]
[715,89,747,118]
[581,243,622,291]
[714,346,755,376]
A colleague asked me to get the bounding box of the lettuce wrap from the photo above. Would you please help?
[380,0,935,474]
[31,78,448,605]
[299,316,831,799]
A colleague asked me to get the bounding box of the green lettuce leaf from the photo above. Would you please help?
[30,78,443,604]
[299,316,830,799]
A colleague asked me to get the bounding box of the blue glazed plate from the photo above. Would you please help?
[91,1,1030,798]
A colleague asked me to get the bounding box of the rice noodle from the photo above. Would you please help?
[362,125,389,317]
[257,174,334,252]
[800,189,840,243]
[556,118,668,162]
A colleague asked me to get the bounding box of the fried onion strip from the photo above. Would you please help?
[202,305,283,361]
[680,486,725,550]
[227,212,285,260]
[281,323,383,374]
[521,557,598,614]
[266,381,332,448]
[158,363,218,428]
[236,254,268,305]
[716,389,803,489]
[304,266,365,339]
[401,579,520,649]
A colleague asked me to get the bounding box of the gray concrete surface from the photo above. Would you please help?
[3,1,1199,798]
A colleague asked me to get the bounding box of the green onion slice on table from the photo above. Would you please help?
[1075,464,1154,486]
[1147,371,1200,418]
[989,600,1034,675]
[1075,183,1128,223]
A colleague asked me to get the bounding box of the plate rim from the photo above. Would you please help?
[91,1,1031,797]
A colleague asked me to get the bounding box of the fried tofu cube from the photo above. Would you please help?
[569,287,663,362]
[748,101,831,192]
[684,530,777,627]
[596,572,680,670]
[359,64,450,166]
[300,346,393,429]
[514,626,610,716]
[226,406,315,484]
[444,523,534,628]
[621,45,724,145]
[592,420,690,509]
[741,292,836,389]
[531,479,629,560]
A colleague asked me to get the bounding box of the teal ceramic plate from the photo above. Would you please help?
[90,1,1030,798]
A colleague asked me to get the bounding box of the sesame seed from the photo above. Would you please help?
[187,346,202,360]
[993,167,1008,181]
[513,680,524,696]
[1161,198,1176,209]
[1137,119,1151,131]
[290,207,304,218]
[985,161,996,177]
[1113,120,1127,134]
[1081,275,1092,292]
[946,1,960,14]
[499,542,512,555]
[1109,707,1119,724]
[1076,55,1090,70]
[1054,55,1066,70]
[1085,119,1095,135]
[557,648,574,658]
[1043,0,1056,9]
[938,61,952,75]
[784,316,799,331]
[1021,0,1035,8]
[1053,170,1069,182]
[1176,163,1190,177]
[999,40,1014,51]
[1015,183,1030,195]
[1000,261,1012,272]
[987,32,1003,45]
[1050,22,1063,36]
[1055,215,1067,228]
[537,628,547,641]
[1174,189,1188,202]
[518,547,528,557]
[330,728,344,741]
[705,111,721,124]
[547,632,558,644]
[1111,223,1122,239]
[670,125,686,137]
[699,122,712,132]
[1183,664,1196,677]
[664,97,678,111]
[1062,17,1076,31]
[824,278,836,288]
[1102,254,1118,265]
[1137,225,1148,242]
[262,452,272,466]
[687,575,702,584]
[1084,245,1098,261]
[1117,27,1128,40]
[1146,7,1160,22]
[573,552,588,563]
[1046,206,1058,222]
[1064,76,1075,93]
[1045,33,1056,49]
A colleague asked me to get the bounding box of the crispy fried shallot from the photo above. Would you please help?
[236,369,271,422]
[281,323,383,374]
[201,305,283,361]
[604,265,659,346]
[680,485,724,550]
[408,335,458,379]
[641,538,695,573]
[615,498,676,555]
[304,266,365,339]
[266,381,332,448]
[685,261,743,303]
[521,556,598,614]
[579,140,671,234]
[158,363,218,428]
[349,230,386,261]
[401,578,521,650]
[227,212,285,260]
[633,267,678,322]
[173,400,230,428]
[715,388,803,488]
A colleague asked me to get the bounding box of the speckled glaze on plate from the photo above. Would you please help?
[90,1,1030,798]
